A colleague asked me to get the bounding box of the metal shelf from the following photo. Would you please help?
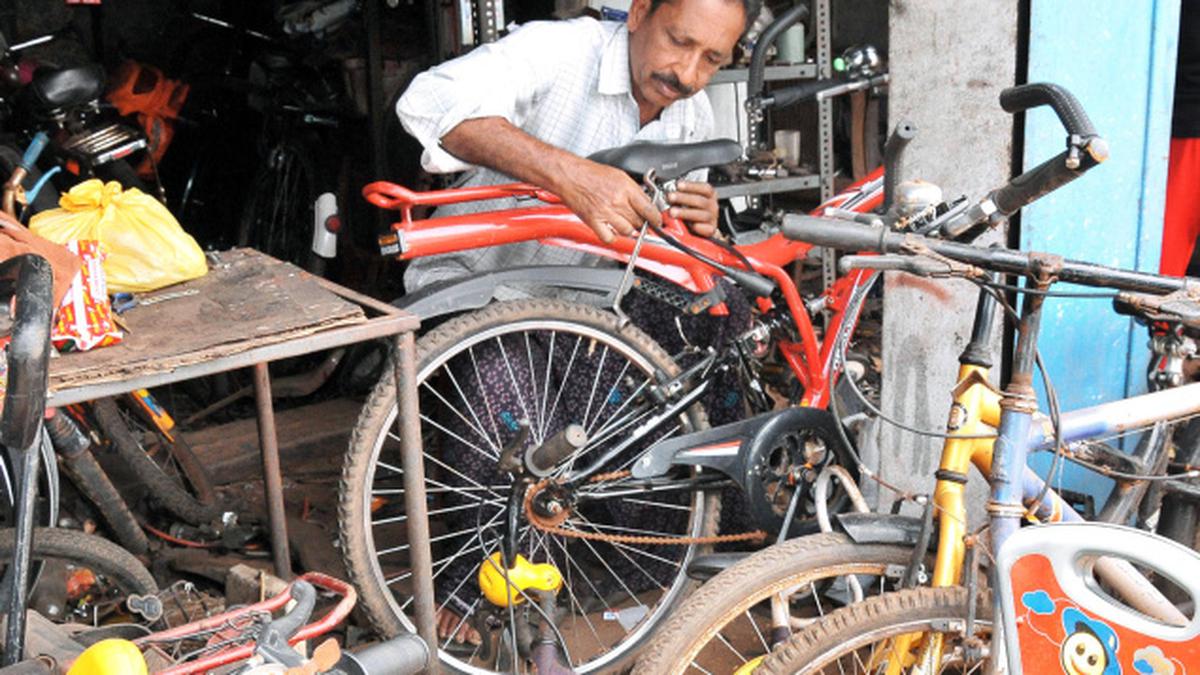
[715,174,820,199]
[710,63,818,84]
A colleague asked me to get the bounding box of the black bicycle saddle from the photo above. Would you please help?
[588,139,742,181]
[28,64,105,111]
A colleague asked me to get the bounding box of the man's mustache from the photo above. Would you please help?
[651,72,694,97]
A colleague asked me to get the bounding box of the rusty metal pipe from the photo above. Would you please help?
[394,333,439,673]
[253,362,292,580]
[2,167,28,219]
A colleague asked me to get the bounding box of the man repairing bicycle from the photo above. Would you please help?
[396,0,755,645]
[397,0,754,290]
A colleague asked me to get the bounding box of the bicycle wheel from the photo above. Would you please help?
[339,299,718,674]
[237,141,319,268]
[91,396,218,526]
[756,586,993,674]
[632,533,915,674]
[0,527,158,626]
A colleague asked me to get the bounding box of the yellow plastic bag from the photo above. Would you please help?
[30,179,207,293]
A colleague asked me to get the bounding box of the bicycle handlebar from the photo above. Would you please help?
[999,82,1097,138]
[782,215,1192,295]
[939,83,1109,239]
[761,73,888,110]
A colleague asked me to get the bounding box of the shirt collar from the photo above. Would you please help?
[597,23,632,96]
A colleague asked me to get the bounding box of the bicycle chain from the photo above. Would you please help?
[523,473,767,545]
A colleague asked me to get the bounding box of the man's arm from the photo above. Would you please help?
[441,117,661,243]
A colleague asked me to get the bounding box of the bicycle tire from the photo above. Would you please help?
[58,446,150,555]
[0,527,158,625]
[339,299,717,674]
[91,397,218,526]
[632,533,915,674]
[757,586,993,675]
[237,141,320,268]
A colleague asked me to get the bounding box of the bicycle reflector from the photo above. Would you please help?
[478,553,563,607]
[312,192,339,259]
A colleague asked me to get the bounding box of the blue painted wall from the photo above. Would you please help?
[1022,0,1179,506]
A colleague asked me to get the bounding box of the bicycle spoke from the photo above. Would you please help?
[419,413,501,466]
[541,334,584,439]
[570,512,669,593]
[467,345,507,446]
[580,342,610,432]
[537,330,557,441]
[440,363,504,457]
[421,378,500,459]
[495,335,538,443]
[585,359,634,438]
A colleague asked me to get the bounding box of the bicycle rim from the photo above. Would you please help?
[758,586,993,675]
[633,534,914,674]
[345,301,713,673]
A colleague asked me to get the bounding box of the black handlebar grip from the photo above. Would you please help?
[999,83,1097,138]
[765,80,836,109]
[782,214,892,251]
[990,146,1103,216]
[748,3,809,99]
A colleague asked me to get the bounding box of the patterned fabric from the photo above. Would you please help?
[396,17,714,292]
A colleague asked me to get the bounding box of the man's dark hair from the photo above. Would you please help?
[647,0,763,33]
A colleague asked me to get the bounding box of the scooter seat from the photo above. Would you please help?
[28,64,105,112]
[588,138,742,181]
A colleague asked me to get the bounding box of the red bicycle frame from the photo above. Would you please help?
[365,168,884,408]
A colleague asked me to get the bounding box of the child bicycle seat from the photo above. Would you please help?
[587,139,742,181]
[996,522,1200,675]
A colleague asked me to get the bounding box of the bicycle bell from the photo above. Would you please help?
[836,44,882,79]
[891,180,943,224]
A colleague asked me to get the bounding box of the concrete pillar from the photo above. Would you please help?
[868,2,1017,513]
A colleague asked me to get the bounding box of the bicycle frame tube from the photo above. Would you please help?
[364,170,886,410]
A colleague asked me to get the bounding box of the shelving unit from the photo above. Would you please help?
[709,0,835,212]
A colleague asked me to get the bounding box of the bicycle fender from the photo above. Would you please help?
[833,512,926,548]
[394,265,626,320]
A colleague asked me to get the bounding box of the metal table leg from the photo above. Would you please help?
[394,333,438,672]
[253,363,292,580]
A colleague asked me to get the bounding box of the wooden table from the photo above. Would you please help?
[45,249,439,665]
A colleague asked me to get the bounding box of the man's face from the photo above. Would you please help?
[627,0,744,114]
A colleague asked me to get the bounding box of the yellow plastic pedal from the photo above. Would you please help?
[478,552,563,607]
[67,639,148,675]
[734,656,764,674]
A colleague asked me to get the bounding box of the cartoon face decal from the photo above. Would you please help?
[1010,555,1199,675]
[1062,629,1108,675]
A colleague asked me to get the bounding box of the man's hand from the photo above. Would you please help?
[440,119,664,243]
[557,160,662,243]
[667,180,719,237]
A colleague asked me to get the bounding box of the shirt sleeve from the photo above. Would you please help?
[396,21,570,173]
